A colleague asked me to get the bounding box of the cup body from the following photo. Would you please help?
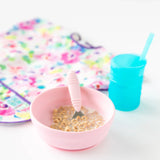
[109,54,146,111]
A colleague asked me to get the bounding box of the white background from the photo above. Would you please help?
[0,0,160,160]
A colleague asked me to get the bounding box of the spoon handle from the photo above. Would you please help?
[67,71,81,112]
[140,33,154,61]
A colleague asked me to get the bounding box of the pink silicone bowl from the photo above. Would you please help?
[30,87,115,151]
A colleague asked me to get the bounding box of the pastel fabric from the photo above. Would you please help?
[0,18,113,123]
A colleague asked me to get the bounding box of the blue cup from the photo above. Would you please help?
[109,54,147,111]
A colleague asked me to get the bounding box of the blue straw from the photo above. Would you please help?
[140,33,154,61]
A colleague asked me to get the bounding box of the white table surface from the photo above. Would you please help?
[0,0,160,160]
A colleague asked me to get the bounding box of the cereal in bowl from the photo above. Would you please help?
[50,106,104,132]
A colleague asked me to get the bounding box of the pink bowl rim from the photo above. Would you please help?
[30,86,115,134]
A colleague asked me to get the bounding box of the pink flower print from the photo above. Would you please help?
[0,104,15,116]
[27,90,41,97]
[35,53,44,59]
[40,67,47,74]
[61,51,81,64]
[12,75,35,89]
[89,81,103,89]
[19,20,36,30]
[56,77,63,82]
[9,66,23,74]
[13,74,27,81]
[29,77,36,86]
[56,84,65,87]
[7,41,16,48]
[45,53,57,61]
